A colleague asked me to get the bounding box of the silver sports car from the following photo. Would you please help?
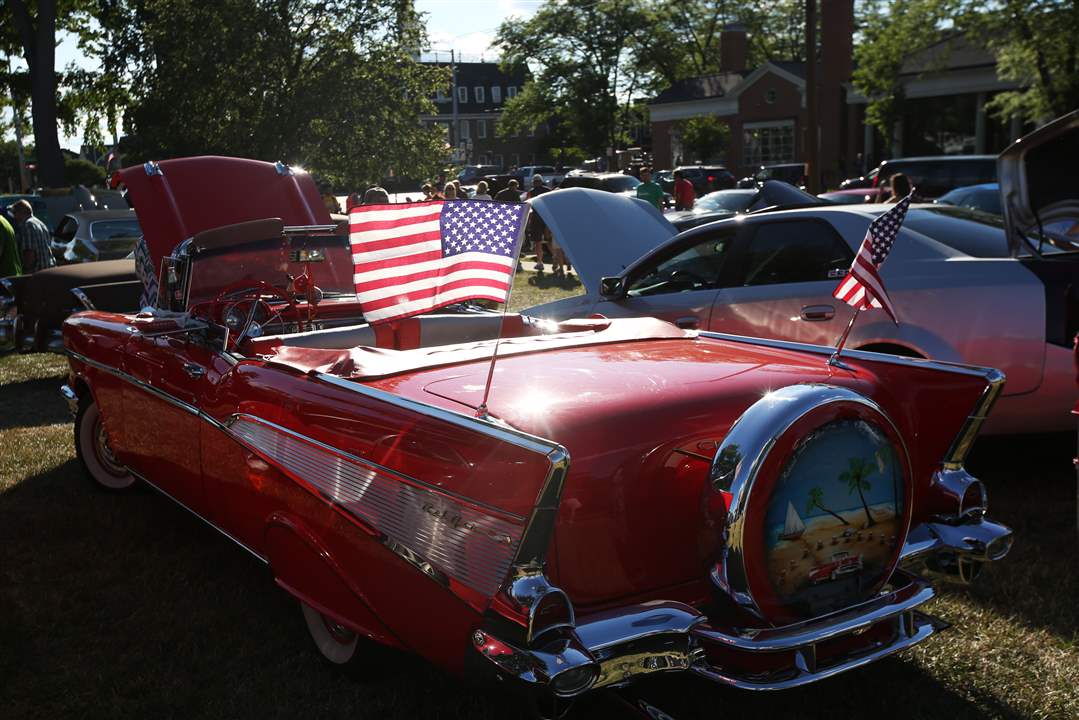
[528,112,1079,434]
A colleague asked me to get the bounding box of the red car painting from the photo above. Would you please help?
[809,551,865,584]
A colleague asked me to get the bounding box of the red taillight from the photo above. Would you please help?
[872,174,880,187]
[707,175,715,182]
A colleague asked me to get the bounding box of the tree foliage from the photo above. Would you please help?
[495,0,651,157]
[680,116,729,163]
[93,0,447,188]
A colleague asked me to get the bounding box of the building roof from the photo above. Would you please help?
[651,72,744,104]
[899,34,996,75]
[770,61,806,79]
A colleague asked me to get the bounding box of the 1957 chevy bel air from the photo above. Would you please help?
[61,157,1012,715]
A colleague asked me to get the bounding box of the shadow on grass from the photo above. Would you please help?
[955,433,1079,641]
[0,375,70,430]
[0,458,526,720]
[526,272,583,291]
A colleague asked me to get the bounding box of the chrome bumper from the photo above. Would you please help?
[472,570,943,698]
[900,516,1013,584]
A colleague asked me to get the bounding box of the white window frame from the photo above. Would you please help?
[742,120,796,166]
[459,119,470,139]
[477,119,487,138]
[457,86,468,104]
[492,86,502,103]
[507,86,518,99]
[474,86,485,103]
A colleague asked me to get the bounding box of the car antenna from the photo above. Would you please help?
[476,205,531,420]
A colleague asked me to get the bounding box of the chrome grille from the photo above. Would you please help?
[228,416,522,596]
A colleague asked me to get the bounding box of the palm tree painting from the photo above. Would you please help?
[805,486,849,526]
[839,457,876,527]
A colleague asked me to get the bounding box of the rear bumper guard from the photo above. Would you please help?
[473,570,943,696]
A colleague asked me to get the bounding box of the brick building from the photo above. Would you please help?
[648,0,1031,188]
[421,61,549,169]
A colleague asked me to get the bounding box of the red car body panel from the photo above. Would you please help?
[112,156,329,272]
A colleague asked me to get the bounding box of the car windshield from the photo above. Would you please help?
[696,190,757,213]
[605,176,641,192]
[90,219,141,240]
[186,233,356,308]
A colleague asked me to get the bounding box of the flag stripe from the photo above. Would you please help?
[353,249,444,276]
[349,202,444,224]
[358,266,516,303]
[360,277,512,313]
[365,289,511,323]
[832,192,911,325]
[355,255,514,290]
[350,223,442,248]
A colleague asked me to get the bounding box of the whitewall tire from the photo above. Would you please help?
[302,603,359,665]
[75,400,136,491]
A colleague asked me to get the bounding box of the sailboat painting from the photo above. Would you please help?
[779,501,806,540]
[761,419,904,617]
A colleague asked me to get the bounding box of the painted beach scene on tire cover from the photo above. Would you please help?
[763,419,904,616]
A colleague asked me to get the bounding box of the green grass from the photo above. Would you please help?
[1,337,1077,718]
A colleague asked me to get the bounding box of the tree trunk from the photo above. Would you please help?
[814,502,850,526]
[8,0,66,187]
[856,485,875,527]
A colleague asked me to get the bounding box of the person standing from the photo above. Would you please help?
[495,179,521,202]
[10,200,54,273]
[673,170,695,211]
[0,212,22,277]
[473,181,492,200]
[443,183,458,200]
[635,167,664,210]
[527,174,550,199]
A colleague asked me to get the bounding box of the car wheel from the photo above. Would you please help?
[302,602,359,665]
[75,398,136,491]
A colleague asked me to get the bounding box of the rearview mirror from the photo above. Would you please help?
[600,276,625,298]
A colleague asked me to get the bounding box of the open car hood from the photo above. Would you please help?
[113,156,330,272]
[529,188,676,294]
[999,110,1079,257]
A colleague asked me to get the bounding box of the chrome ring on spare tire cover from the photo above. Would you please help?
[706,384,912,624]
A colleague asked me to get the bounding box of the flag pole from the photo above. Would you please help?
[828,308,860,368]
[476,204,530,419]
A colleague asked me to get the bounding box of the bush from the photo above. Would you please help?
[64,158,107,187]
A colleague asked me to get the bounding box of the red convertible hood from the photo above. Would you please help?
[113,156,329,271]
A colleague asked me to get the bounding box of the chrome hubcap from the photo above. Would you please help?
[94,417,128,477]
[322,616,356,644]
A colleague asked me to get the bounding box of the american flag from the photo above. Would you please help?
[350,200,528,324]
[832,192,913,324]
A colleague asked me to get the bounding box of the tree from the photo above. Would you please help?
[838,457,876,528]
[3,1,72,186]
[63,155,105,186]
[680,116,730,163]
[495,0,651,157]
[806,486,850,526]
[966,0,1079,123]
[95,0,447,188]
[852,0,958,149]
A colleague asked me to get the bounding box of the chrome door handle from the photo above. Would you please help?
[675,316,700,329]
[182,363,206,379]
[800,305,835,321]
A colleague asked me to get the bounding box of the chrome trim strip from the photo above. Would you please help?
[282,224,339,234]
[70,287,96,311]
[225,413,525,522]
[942,369,1006,469]
[128,467,269,565]
[699,331,1002,380]
[67,350,200,416]
[226,414,525,596]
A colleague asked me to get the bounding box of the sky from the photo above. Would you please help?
[7,0,542,150]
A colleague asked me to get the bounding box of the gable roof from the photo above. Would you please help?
[651,72,744,104]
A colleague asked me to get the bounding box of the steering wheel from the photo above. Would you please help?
[207,280,298,349]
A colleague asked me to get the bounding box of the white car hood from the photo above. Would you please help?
[998,109,1079,256]
[529,188,676,293]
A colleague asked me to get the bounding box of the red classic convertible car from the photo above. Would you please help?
[61,157,1012,714]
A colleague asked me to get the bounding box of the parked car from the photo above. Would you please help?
[526,186,1077,435]
[840,155,997,200]
[935,182,1002,215]
[818,188,886,204]
[513,165,560,185]
[50,209,142,263]
[808,552,864,585]
[666,181,825,231]
[673,164,737,195]
[737,163,807,189]
[0,194,51,226]
[1,258,141,352]
[457,164,503,184]
[654,169,674,193]
[61,156,1011,711]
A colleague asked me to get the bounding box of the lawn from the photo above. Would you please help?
[1,306,1077,718]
